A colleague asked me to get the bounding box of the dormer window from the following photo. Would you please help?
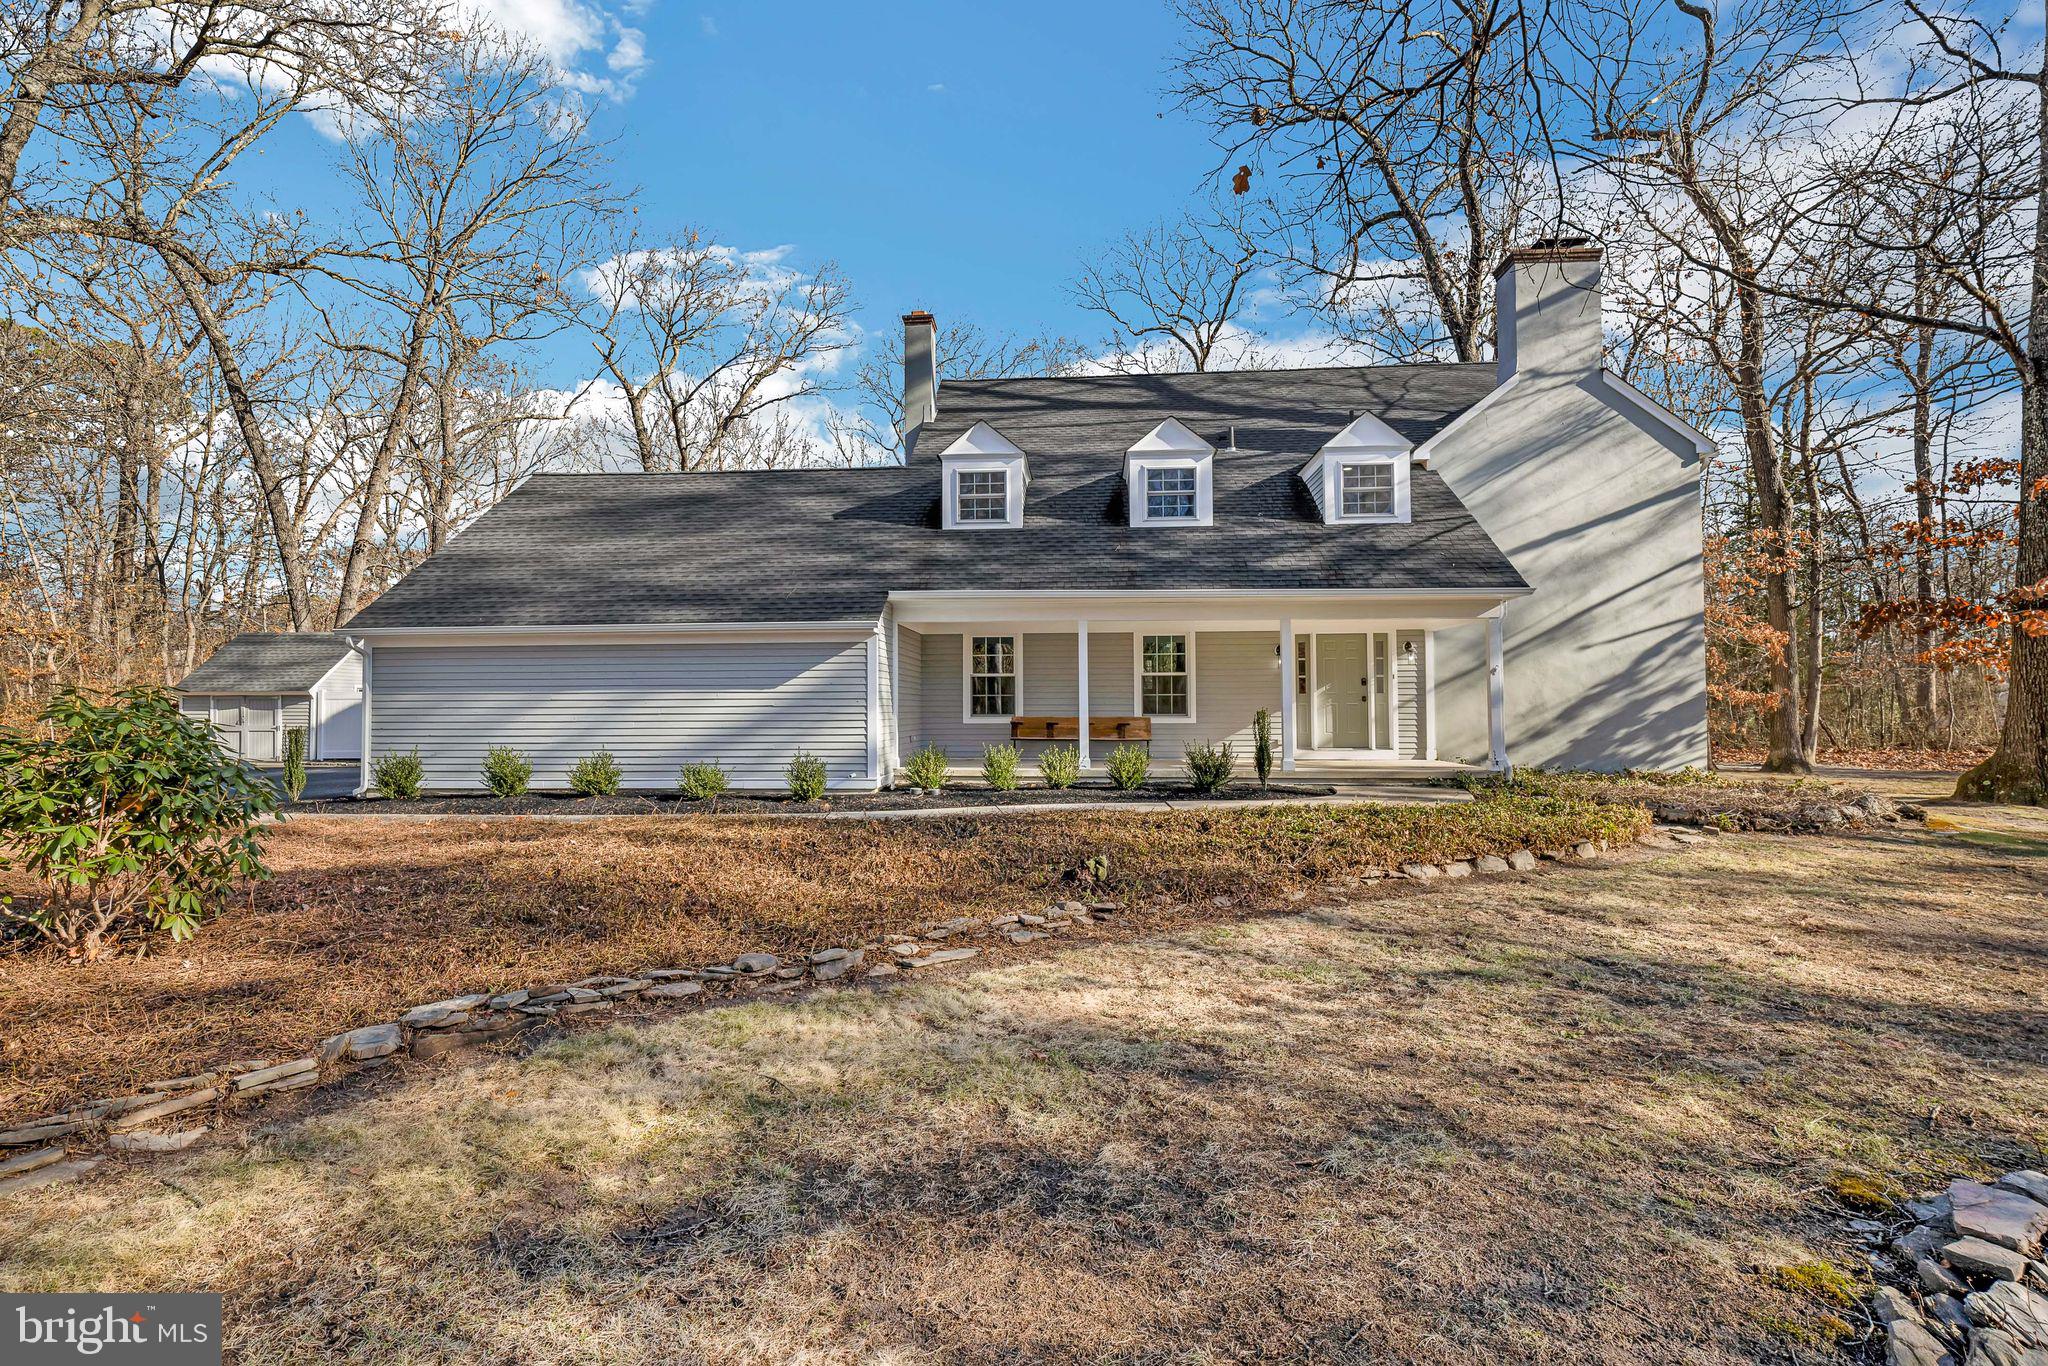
[1302,412,1413,525]
[1126,418,1214,527]
[940,421,1027,530]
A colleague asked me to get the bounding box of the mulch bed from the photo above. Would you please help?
[290,780,1341,817]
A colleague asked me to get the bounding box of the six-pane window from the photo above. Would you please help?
[1144,467,1198,521]
[1340,462,1395,517]
[956,470,1008,523]
[969,635,1018,717]
[1140,634,1190,716]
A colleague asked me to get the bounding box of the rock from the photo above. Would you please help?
[1967,1281,2048,1348]
[1929,1293,1973,1342]
[486,989,531,1010]
[1670,830,1707,844]
[809,947,850,965]
[1399,863,1441,880]
[1911,1194,1958,1228]
[595,979,653,997]
[1886,1318,1953,1366]
[321,1023,401,1063]
[1572,841,1600,859]
[1923,1257,1973,1297]
[0,1146,66,1179]
[0,1157,100,1198]
[1087,902,1119,913]
[108,1127,208,1153]
[108,1087,220,1133]
[1953,1180,2048,1255]
[644,969,698,981]
[1946,1236,2032,1282]
[733,953,780,974]
[886,942,921,958]
[865,963,899,978]
[1874,1286,1923,1326]
[2030,1263,2048,1296]
[645,981,704,1000]
[1899,1227,1948,1262]
[2000,1173,2048,1208]
[901,947,979,969]
[1474,855,1510,874]
[1018,913,1046,925]
[811,953,862,981]
[1442,861,1473,878]
[1964,1328,2048,1366]
[411,1018,535,1059]
[0,1120,85,1147]
[1006,930,1048,944]
[232,1058,317,1092]
[772,966,805,980]
[1506,849,1539,871]
[399,995,488,1028]
[142,1072,223,1093]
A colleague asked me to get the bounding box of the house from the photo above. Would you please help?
[174,632,365,762]
[340,241,1711,792]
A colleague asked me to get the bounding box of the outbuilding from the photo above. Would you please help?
[174,632,364,762]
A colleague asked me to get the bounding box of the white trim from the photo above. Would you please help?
[1075,620,1091,769]
[1129,457,1213,527]
[866,625,883,784]
[1131,627,1197,723]
[1598,369,1716,455]
[961,631,1023,725]
[888,614,902,779]
[347,620,879,646]
[891,587,1529,602]
[1412,372,1520,463]
[1387,633,1403,757]
[1422,630,1438,760]
[944,459,1024,531]
[1329,456,1410,524]
[349,637,372,796]
[1486,608,1509,771]
[1279,618,1296,772]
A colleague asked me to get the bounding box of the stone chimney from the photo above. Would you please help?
[902,311,937,452]
[1493,238,1604,384]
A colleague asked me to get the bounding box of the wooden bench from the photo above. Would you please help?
[1009,716,1152,742]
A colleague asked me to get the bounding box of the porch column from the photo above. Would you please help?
[1076,620,1091,769]
[1279,618,1297,772]
[1486,609,1509,772]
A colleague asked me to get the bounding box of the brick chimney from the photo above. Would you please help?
[1493,238,1604,384]
[902,311,936,452]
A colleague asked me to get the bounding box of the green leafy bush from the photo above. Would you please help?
[0,688,276,957]
[372,748,425,799]
[901,742,949,793]
[975,742,1017,791]
[1184,741,1236,795]
[1252,709,1273,790]
[1105,743,1151,791]
[786,751,828,802]
[678,760,730,801]
[281,726,309,801]
[481,746,533,798]
[568,751,623,797]
[1039,744,1080,789]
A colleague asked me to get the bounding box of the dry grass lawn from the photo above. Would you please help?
[4,822,2044,1364]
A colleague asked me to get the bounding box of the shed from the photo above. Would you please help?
[174,633,364,761]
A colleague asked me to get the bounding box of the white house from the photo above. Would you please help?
[175,633,364,762]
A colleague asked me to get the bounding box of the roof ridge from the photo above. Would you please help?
[942,360,1495,385]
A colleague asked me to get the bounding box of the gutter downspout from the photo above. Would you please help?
[341,635,372,796]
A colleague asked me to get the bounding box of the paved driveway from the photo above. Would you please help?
[250,763,358,802]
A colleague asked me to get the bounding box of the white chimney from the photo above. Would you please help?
[902,310,936,452]
[1494,239,1604,384]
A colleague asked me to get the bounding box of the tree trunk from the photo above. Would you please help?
[1910,320,1940,735]
[336,315,433,620]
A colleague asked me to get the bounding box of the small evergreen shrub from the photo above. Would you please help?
[568,750,623,797]
[981,742,1021,791]
[0,688,276,956]
[281,726,309,801]
[481,746,533,798]
[1252,709,1273,790]
[372,748,425,799]
[1184,740,1236,795]
[901,742,949,793]
[678,760,730,801]
[1105,743,1151,791]
[1039,744,1080,789]
[786,751,828,802]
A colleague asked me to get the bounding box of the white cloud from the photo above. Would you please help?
[926,82,946,93]
[464,0,650,98]
[699,14,718,36]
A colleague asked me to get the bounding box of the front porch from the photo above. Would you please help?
[882,592,1514,784]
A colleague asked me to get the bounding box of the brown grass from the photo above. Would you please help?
[6,824,2044,1363]
[0,798,1643,1118]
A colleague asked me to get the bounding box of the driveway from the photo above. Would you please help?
[250,762,358,802]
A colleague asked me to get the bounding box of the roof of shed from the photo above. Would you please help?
[176,633,352,693]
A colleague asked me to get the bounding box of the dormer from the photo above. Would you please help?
[1125,418,1214,528]
[1300,412,1412,525]
[940,422,1027,530]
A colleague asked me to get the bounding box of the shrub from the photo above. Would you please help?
[901,742,949,793]
[372,748,425,799]
[281,726,309,802]
[981,742,1021,791]
[786,751,828,802]
[1184,740,1237,795]
[481,746,533,798]
[568,750,624,797]
[1252,709,1273,790]
[678,760,730,801]
[0,688,276,957]
[1105,743,1151,791]
[1039,744,1080,789]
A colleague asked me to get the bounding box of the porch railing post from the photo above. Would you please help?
[1279,618,1297,772]
[1076,619,1091,770]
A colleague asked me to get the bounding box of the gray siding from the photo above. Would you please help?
[370,640,871,791]
[282,697,313,730]
[895,625,924,763]
[1396,630,1425,759]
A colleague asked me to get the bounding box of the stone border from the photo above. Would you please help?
[1846,1174,2048,1363]
[0,794,1910,1198]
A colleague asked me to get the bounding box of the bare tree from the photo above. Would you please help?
[846,318,1086,461]
[1072,215,1267,372]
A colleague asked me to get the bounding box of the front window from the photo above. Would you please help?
[1340,462,1395,517]
[1140,634,1189,717]
[1144,466,1197,521]
[969,635,1017,717]
[956,470,1008,523]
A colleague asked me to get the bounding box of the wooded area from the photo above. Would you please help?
[1,0,2043,797]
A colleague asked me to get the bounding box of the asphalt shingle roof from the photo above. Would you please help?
[176,632,352,693]
[346,363,1527,631]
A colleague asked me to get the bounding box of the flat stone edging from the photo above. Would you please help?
[1847,1173,2048,1364]
[0,794,1911,1199]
